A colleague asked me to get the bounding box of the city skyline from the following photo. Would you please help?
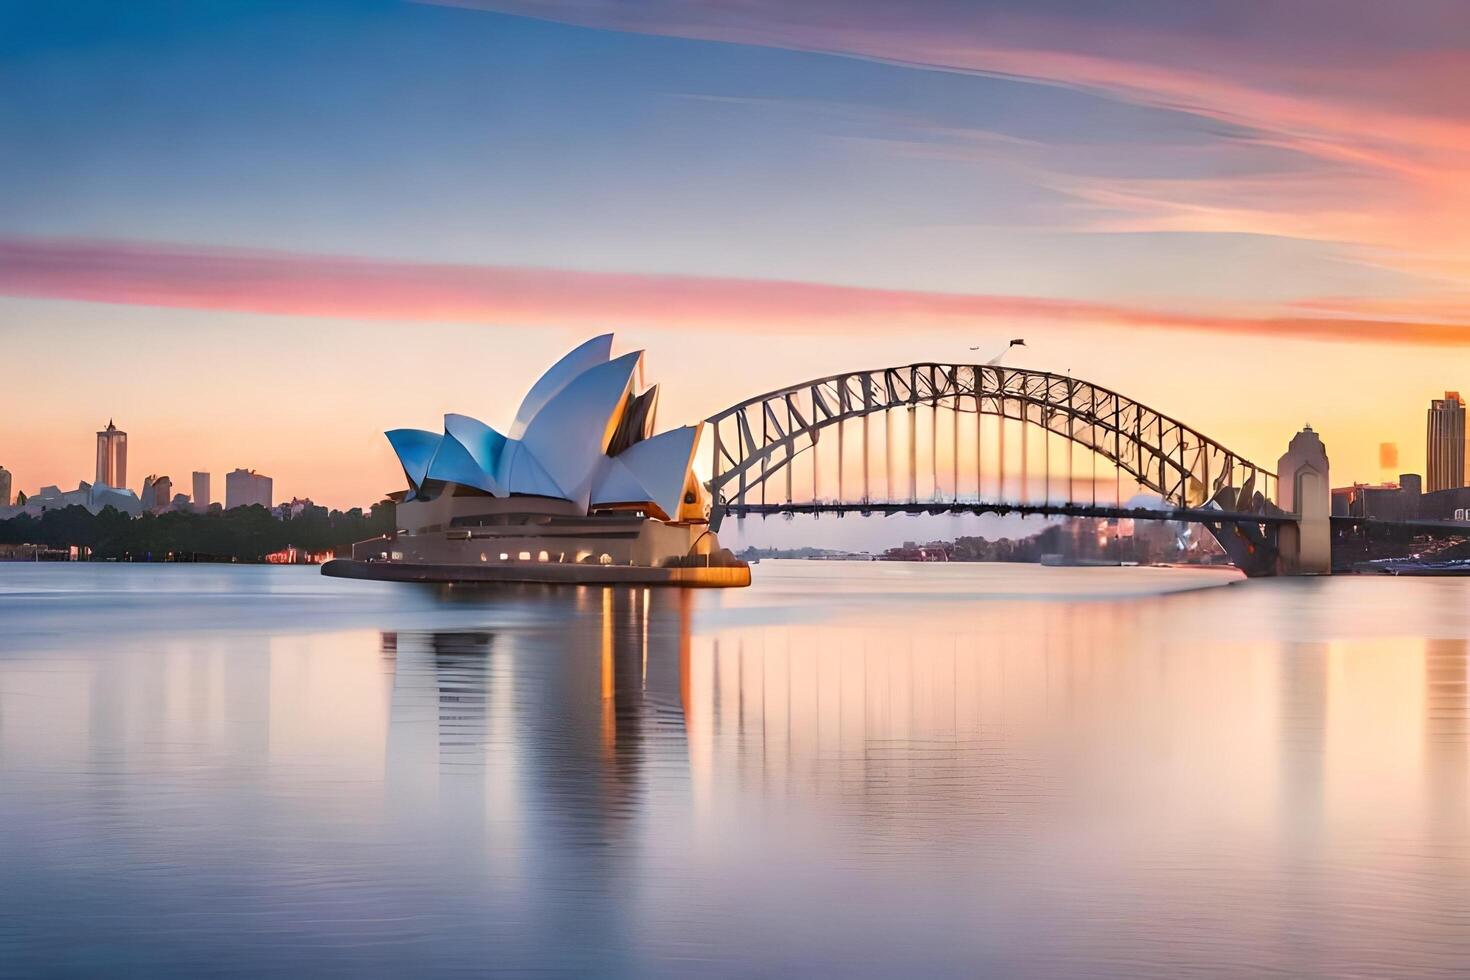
[9,381,1467,535]
[0,420,285,518]
[3,1,1470,509]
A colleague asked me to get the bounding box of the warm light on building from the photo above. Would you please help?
[1426,392,1466,494]
[263,547,335,564]
[95,420,127,490]
[225,468,273,510]
[192,471,211,511]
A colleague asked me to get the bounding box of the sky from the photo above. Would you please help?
[3,0,1470,541]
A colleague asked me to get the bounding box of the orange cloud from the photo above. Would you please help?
[3,236,1469,346]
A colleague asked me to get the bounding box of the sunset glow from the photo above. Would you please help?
[3,1,1469,510]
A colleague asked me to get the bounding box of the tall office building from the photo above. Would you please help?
[0,465,11,507]
[225,468,273,510]
[143,475,173,513]
[193,472,211,511]
[1426,392,1466,493]
[95,420,127,489]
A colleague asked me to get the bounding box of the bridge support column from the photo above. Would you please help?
[1275,426,1331,575]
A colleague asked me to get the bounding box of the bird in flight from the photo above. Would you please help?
[971,338,1026,365]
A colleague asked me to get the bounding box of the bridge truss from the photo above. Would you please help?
[706,364,1278,531]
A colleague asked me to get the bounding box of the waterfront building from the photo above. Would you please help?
[1426,392,1466,493]
[192,472,211,511]
[0,465,10,507]
[1401,474,1425,521]
[1419,485,1470,521]
[225,468,273,510]
[95,420,127,489]
[330,334,746,585]
[1331,481,1416,522]
[1327,472,1469,523]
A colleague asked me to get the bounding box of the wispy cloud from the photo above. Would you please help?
[4,236,1469,346]
[425,0,1470,286]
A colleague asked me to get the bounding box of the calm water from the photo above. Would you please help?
[1,562,1467,978]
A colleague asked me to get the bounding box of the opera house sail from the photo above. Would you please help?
[323,335,749,586]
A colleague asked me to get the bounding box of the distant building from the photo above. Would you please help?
[272,497,320,520]
[225,468,273,510]
[192,471,211,511]
[141,474,173,513]
[1399,473,1423,518]
[0,465,10,507]
[95,420,127,489]
[1426,392,1466,493]
[1332,482,1409,521]
[1419,486,1470,522]
[1330,473,1425,522]
[0,481,142,519]
[170,493,192,511]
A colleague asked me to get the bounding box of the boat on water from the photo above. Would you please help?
[1352,557,1470,576]
[1039,554,1132,568]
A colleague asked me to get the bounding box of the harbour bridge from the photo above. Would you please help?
[703,362,1331,576]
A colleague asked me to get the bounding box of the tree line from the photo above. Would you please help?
[0,502,396,562]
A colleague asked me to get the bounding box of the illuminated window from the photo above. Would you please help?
[480,552,487,562]
[518,551,532,561]
[499,553,509,561]
[537,550,549,562]
[599,553,613,565]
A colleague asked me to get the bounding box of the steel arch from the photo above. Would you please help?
[705,363,1276,527]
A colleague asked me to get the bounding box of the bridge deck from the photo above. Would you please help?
[719,501,1295,525]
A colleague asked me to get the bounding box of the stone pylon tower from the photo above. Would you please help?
[1276,426,1331,575]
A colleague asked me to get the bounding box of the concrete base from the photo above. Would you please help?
[321,558,751,588]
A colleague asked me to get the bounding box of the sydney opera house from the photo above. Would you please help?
[323,335,749,586]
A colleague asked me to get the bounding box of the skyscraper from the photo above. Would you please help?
[225,468,273,510]
[0,465,11,507]
[1426,392,1466,493]
[141,474,173,513]
[193,472,211,511]
[95,420,127,489]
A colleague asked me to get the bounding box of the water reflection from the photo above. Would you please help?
[0,565,1468,977]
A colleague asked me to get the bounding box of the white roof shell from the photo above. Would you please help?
[385,336,704,521]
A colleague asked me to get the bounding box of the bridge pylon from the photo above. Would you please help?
[1275,426,1332,575]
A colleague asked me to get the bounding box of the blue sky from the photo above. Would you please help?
[2,0,1468,532]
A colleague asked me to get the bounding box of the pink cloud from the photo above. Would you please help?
[3,236,1469,347]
